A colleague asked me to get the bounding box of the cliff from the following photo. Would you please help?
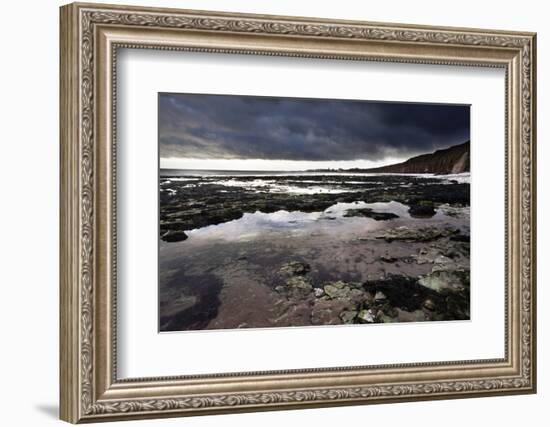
[362,141,470,174]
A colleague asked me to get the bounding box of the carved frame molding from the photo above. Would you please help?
[60,2,536,423]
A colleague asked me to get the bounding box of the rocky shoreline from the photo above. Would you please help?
[272,237,469,327]
[160,174,469,242]
[159,173,470,331]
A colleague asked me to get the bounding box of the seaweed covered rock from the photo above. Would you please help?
[418,269,469,293]
[339,310,358,324]
[407,203,436,218]
[376,226,459,243]
[344,208,399,221]
[280,261,311,276]
[161,230,188,242]
[276,261,314,299]
[357,309,376,323]
[323,281,366,304]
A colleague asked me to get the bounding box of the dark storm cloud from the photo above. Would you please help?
[159,93,470,161]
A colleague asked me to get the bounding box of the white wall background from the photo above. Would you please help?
[0,0,545,425]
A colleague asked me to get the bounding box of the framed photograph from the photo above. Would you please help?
[60,2,537,423]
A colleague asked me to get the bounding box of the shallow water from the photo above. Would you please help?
[169,201,464,244]
[159,172,470,331]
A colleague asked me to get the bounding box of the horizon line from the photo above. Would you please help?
[159,157,406,172]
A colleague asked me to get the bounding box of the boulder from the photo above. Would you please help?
[161,230,188,242]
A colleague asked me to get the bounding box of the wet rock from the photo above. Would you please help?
[408,204,436,218]
[159,174,470,239]
[160,206,244,236]
[159,173,471,329]
[378,312,398,323]
[280,261,311,276]
[430,255,456,272]
[274,266,315,300]
[314,288,325,298]
[414,246,468,273]
[423,299,436,311]
[442,248,462,259]
[357,309,376,323]
[285,276,313,298]
[414,247,442,264]
[323,282,348,299]
[447,241,470,258]
[450,234,470,243]
[344,208,399,221]
[379,305,398,319]
[376,226,458,243]
[418,270,468,293]
[339,310,358,324]
[364,274,439,313]
[439,204,465,217]
[359,272,471,323]
[323,281,365,303]
[362,291,375,307]
[444,294,470,320]
[374,291,387,302]
[161,230,188,242]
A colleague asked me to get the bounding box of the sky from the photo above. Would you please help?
[159,93,470,171]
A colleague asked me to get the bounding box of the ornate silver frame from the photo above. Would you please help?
[60,2,536,423]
